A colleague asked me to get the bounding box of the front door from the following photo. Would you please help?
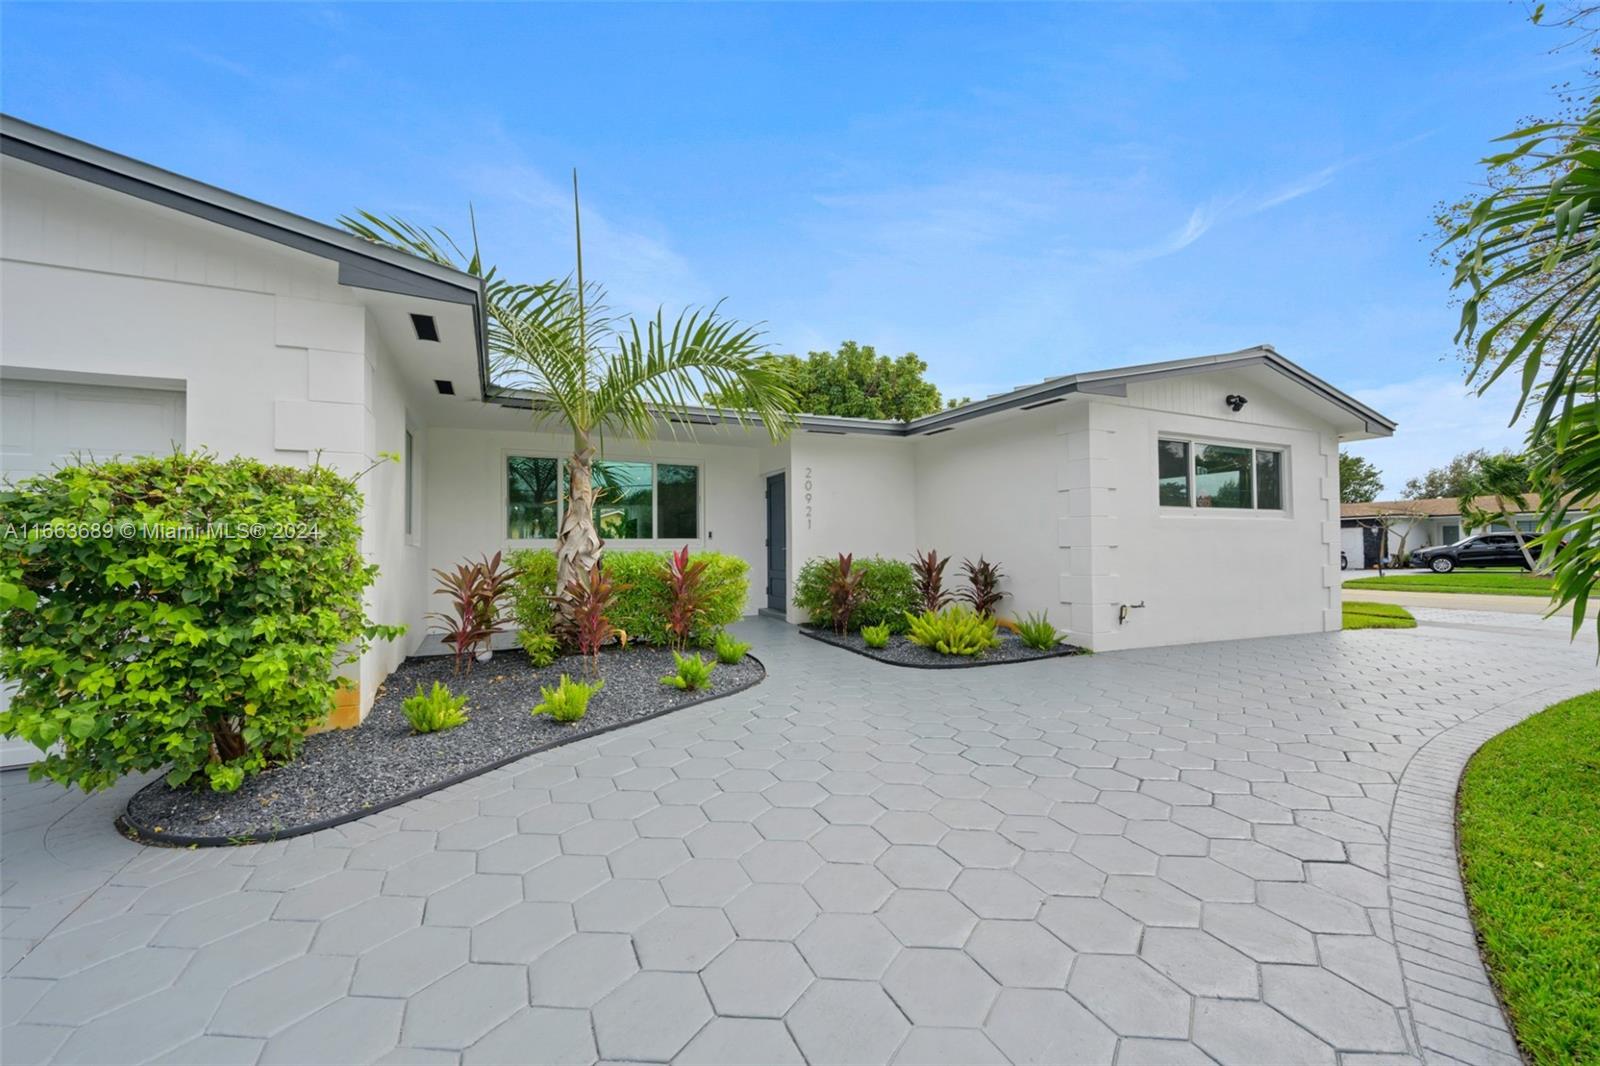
[766,473,786,612]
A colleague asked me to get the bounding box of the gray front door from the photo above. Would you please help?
[766,473,786,611]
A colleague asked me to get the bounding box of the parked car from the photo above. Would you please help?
[1410,533,1549,573]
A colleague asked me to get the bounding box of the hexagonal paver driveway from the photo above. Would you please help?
[2,615,1589,1065]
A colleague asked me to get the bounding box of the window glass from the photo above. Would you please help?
[588,460,654,539]
[404,430,415,536]
[507,456,560,539]
[1254,450,1283,510]
[1194,444,1253,508]
[1158,440,1190,507]
[658,464,699,539]
[1516,518,1538,534]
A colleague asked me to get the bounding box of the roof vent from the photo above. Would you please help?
[411,314,440,342]
[434,379,455,396]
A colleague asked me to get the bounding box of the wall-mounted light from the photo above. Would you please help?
[1225,394,1248,412]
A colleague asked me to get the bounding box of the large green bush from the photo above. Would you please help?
[507,548,748,648]
[794,555,918,632]
[0,452,402,793]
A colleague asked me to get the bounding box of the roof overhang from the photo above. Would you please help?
[0,114,492,398]
[489,345,1395,440]
[900,346,1396,438]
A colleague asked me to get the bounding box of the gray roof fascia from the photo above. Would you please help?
[0,115,493,398]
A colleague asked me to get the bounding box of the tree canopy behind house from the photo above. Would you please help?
[769,341,969,421]
[1402,449,1531,500]
[1338,451,1385,503]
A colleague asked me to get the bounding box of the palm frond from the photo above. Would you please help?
[591,303,797,442]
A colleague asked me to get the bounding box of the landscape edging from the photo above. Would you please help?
[1386,677,1592,1065]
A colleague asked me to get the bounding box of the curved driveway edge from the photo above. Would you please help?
[1387,678,1591,1066]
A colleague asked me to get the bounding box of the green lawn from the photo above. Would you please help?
[1458,692,1600,1064]
[1345,570,1555,597]
[1341,601,1417,629]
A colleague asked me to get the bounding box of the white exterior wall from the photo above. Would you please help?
[422,416,776,644]
[1083,375,1341,649]
[782,432,918,623]
[1,159,419,714]
[913,405,1079,626]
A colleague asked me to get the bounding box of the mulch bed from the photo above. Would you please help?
[120,646,763,846]
[800,625,1088,669]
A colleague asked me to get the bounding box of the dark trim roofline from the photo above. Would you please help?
[489,345,1397,439]
[899,346,1396,436]
[0,114,493,399]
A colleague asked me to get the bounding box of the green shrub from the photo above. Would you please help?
[533,674,603,723]
[518,629,559,667]
[904,605,1000,657]
[1015,611,1063,651]
[794,556,918,632]
[508,549,747,647]
[713,630,751,664]
[0,451,403,793]
[661,651,716,691]
[402,681,469,734]
[860,623,892,649]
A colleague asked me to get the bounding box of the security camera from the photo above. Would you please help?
[1225,394,1248,412]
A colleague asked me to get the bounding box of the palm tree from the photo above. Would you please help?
[341,174,796,625]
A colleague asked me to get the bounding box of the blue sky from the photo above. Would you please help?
[2,3,1580,492]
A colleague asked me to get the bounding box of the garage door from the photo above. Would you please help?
[1,378,185,768]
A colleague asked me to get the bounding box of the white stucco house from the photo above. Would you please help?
[0,115,1396,740]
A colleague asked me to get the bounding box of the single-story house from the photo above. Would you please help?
[0,115,1396,752]
[1339,495,1575,568]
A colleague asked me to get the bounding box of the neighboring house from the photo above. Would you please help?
[1339,495,1574,568]
[0,115,1396,745]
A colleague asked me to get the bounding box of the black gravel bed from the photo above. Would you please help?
[121,646,764,846]
[800,625,1088,668]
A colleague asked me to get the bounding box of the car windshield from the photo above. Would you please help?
[1452,535,1478,547]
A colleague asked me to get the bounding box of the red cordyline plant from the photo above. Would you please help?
[429,551,519,673]
[561,563,628,677]
[912,548,954,614]
[662,545,710,651]
[826,553,868,635]
[958,556,1005,618]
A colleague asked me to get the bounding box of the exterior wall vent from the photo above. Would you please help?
[411,314,440,342]
[434,379,455,395]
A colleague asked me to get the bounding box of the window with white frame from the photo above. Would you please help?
[507,456,700,540]
[1158,438,1285,511]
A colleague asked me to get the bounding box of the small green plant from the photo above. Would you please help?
[532,675,604,724]
[1016,611,1063,651]
[518,629,559,667]
[402,681,470,734]
[860,623,892,649]
[661,652,717,691]
[713,630,751,665]
[904,605,1000,657]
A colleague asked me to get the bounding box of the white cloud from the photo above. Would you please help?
[1343,374,1529,496]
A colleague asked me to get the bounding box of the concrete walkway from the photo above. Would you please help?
[1343,585,1564,617]
[2,617,1593,1065]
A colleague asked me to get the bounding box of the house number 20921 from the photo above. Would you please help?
[804,467,813,530]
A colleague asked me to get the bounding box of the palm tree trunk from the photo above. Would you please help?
[1498,494,1540,571]
[556,434,604,631]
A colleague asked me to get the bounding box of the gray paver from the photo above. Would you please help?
[592,970,713,1061]
[787,979,911,1066]
[2,615,1583,1066]
[702,939,813,1017]
[399,962,527,1050]
[884,947,998,1026]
